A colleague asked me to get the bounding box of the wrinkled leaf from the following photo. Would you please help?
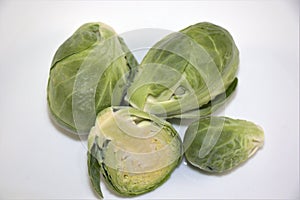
[126,22,239,118]
[184,117,264,173]
[47,22,138,134]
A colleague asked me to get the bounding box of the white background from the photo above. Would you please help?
[0,0,299,199]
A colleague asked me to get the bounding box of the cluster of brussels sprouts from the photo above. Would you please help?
[47,22,264,199]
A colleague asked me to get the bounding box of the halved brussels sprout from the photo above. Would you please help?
[126,22,239,118]
[47,22,138,134]
[88,107,182,197]
[183,117,264,173]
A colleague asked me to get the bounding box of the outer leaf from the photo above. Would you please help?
[51,23,103,68]
[126,22,239,118]
[174,77,238,118]
[47,22,138,134]
[183,117,264,173]
[88,140,103,199]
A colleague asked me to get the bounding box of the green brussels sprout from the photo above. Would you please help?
[87,107,182,197]
[47,22,138,134]
[126,22,239,118]
[183,117,264,173]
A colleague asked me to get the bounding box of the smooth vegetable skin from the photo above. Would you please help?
[87,107,182,197]
[126,22,239,118]
[184,117,264,173]
[47,22,138,134]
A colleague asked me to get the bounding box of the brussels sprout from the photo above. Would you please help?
[183,117,264,173]
[47,22,138,134]
[87,107,182,197]
[126,22,239,118]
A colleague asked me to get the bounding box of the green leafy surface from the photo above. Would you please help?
[126,22,239,118]
[47,22,138,134]
[87,107,182,196]
[184,117,264,173]
[88,141,103,199]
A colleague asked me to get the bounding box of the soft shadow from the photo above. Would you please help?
[47,106,82,141]
[185,161,233,177]
[213,85,239,117]
[167,118,195,127]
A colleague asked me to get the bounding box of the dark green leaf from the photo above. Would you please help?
[88,142,103,199]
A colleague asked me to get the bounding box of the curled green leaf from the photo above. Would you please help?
[88,141,103,199]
